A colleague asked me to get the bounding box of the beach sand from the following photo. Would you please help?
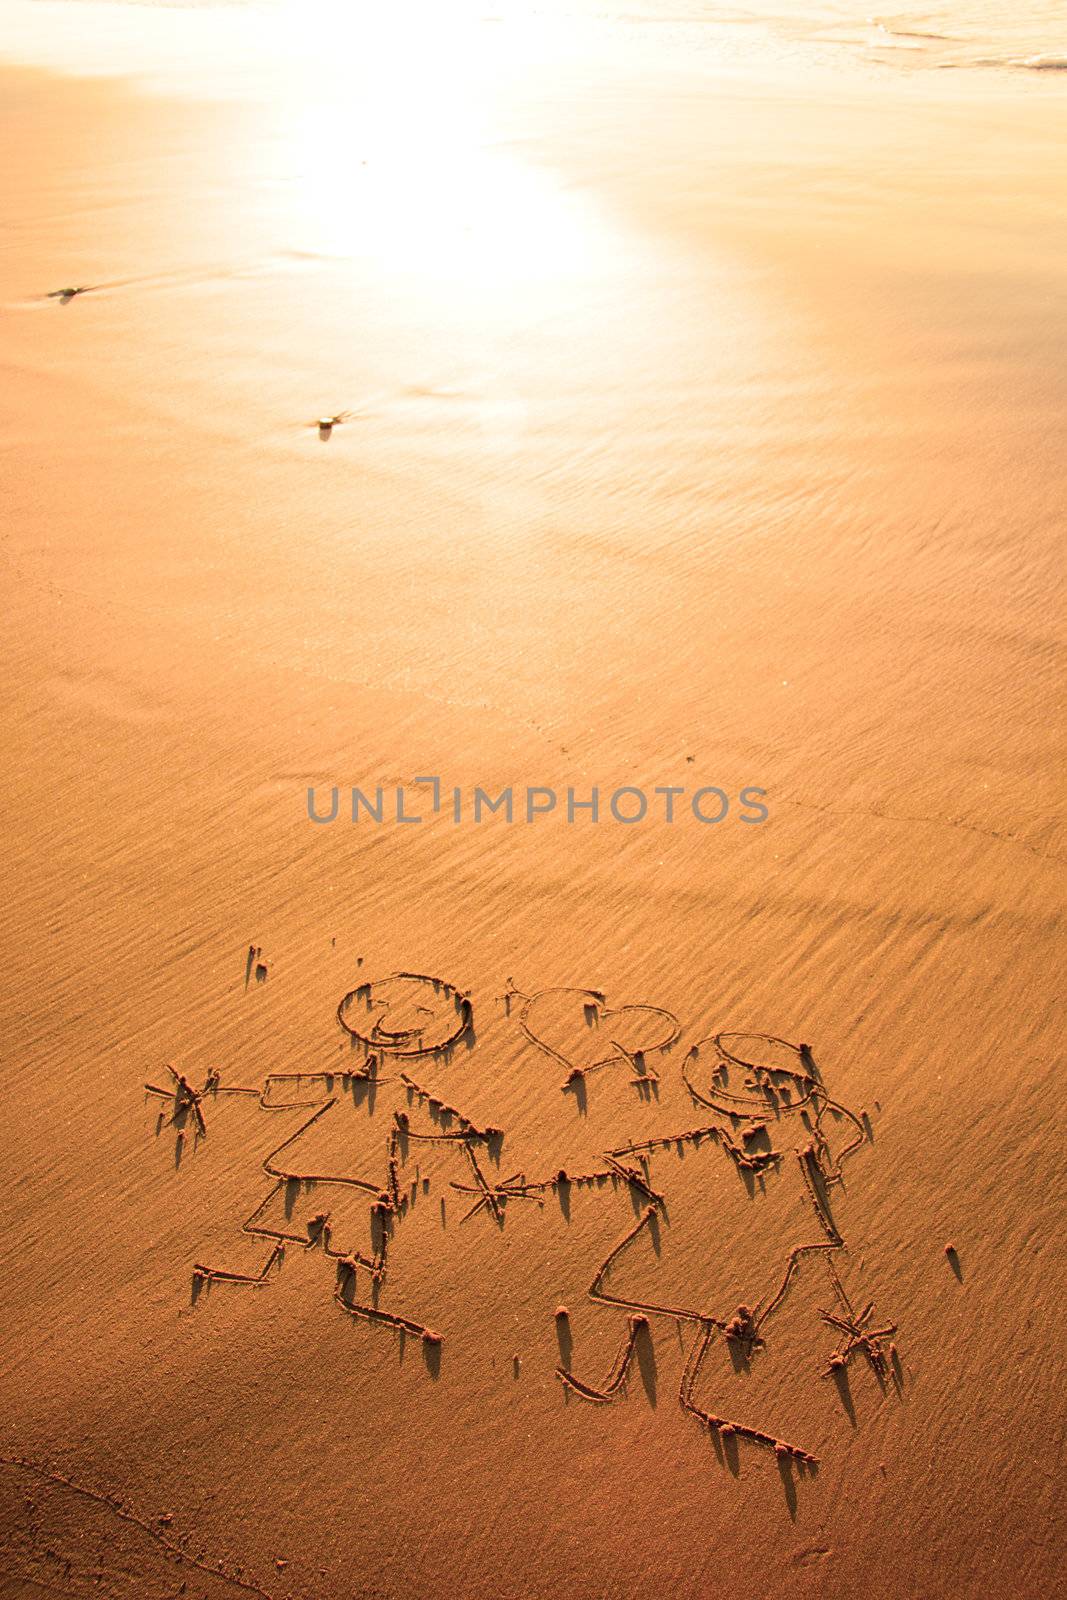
[0,3,1064,1596]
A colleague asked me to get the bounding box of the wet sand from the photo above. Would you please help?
[0,5,1065,1597]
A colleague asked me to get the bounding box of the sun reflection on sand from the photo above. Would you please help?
[282,105,611,288]
[272,0,614,293]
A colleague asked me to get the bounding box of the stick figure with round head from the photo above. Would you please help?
[150,971,501,1361]
[458,999,889,1466]
[557,1030,891,1464]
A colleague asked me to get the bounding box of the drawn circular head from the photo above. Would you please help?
[684,1032,816,1120]
[336,972,472,1056]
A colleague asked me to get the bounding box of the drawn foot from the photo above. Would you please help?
[191,1240,283,1292]
[679,1324,818,1465]
[333,1285,440,1345]
[556,1315,649,1403]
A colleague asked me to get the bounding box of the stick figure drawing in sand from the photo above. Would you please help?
[144,969,896,1468]
[461,988,895,1467]
[145,973,502,1355]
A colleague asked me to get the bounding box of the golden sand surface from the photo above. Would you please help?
[0,5,1064,1596]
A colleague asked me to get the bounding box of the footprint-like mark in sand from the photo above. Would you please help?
[0,1455,278,1598]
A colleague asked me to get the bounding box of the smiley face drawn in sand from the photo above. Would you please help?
[682,1032,819,1125]
[336,972,473,1057]
[510,983,681,1090]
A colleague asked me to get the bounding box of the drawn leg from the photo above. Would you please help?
[191,1180,313,1290]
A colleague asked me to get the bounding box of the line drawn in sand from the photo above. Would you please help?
[144,1063,226,1158]
[0,1454,279,1600]
[148,973,495,1365]
[336,971,474,1057]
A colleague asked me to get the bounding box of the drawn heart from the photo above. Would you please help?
[518,985,680,1079]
